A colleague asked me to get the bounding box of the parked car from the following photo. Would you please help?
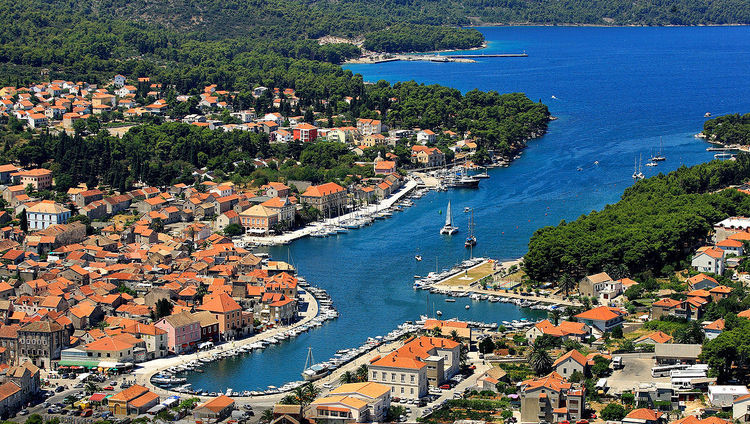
[81,409,93,417]
[103,386,114,391]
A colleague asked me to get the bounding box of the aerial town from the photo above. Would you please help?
[1,70,750,424]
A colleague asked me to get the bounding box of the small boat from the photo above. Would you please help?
[445,298,456,303]
[705,112,712,117]
[465,305,470,310]
[594,160,599,165]
[415,255,422,261]
[436,310,442,316]
[551,95,557,99]
[464,207,471,213]
[645,161,657,167]
[577,167,583,171]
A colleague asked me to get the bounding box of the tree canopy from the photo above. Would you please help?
[525,154,750,282]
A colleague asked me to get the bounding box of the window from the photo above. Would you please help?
[372,371,377,380]
[410,375,415,383]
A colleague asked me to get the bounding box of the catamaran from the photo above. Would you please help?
[440,201,459,235]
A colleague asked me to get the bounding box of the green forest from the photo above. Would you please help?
[703,113,750,145]
[362,25,484,53]
[524,154,750,282]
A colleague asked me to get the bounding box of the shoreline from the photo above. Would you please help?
[466,22,750,28]
[134,290,320,398]
[241,179,418,246]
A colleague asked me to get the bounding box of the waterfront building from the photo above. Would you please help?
[261,197,296,225]
[307,382,391,423]
[368,336,460,400]
[198,292,248,339]
[422,319,472,340]
[154,310,201,354]
[108,384,160,416]
[410,146,445,168]
[193,395,235,422]
[300,182,347,218]
[239,205,279,235]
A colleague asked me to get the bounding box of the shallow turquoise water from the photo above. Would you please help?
[185,26,750,391]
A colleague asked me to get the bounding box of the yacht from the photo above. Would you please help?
[464,209,476,248]
[440,201,459,235]
[651,137,666,162]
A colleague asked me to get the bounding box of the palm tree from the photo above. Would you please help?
[280,394,298,405]
[548,309,562,325]
[340,371,355,384]
[259,408,274,424]
[559,274,576,297]
[355,364,369,382]
[449,330,460,342]
[527,345,553,376]
[300,382,320,406]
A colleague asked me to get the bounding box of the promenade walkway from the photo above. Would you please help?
[135,290,319,398]
[242,179,418,246]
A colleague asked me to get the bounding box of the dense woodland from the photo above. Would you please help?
[703,113,750,145]
[524,154,750,282]
[362,25,484,53]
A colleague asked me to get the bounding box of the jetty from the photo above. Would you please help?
[445,53,528,58]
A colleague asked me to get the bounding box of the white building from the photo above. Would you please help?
[709,385,750,408]
[416,130,436,145]
[26,200,71,230]
[113,74,126,87]
[692,247,725,275]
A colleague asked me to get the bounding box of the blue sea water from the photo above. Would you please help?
[185,26,750,391]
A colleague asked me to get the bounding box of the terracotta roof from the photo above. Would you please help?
[301,182,345,197]
[128,391,159,408]
[329,382,390,399]
[198,395,234,413]
[653,298,681,308]
[625,408,663,421]
[635,331,673,344]
[574,306,623,322]
[553,349,587,367]
[198,293,241,314]
[109,384,149,402]
[703,318,725,331]
[687,273,717,287]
